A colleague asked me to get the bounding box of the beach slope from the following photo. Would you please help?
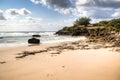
[0,41,120,80]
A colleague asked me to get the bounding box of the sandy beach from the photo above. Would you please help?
[0,40,120,80]
[1,0,120,80]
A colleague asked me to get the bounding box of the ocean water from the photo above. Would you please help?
[0,31,86,48]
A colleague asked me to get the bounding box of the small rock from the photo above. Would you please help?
[0,61,6,64]
[62,66,65,68]
[32,34,41,37]
[28,38,40,44]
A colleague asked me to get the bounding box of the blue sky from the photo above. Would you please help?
[0,0,120,31]
[0,0,72,20]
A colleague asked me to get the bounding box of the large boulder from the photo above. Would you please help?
[28,38,40,44]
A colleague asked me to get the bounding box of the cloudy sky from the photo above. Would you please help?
[0,0,120,31]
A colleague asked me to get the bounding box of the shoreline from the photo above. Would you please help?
[0,38,117,63]
[0,36,86,49]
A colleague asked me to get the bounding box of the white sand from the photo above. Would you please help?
[0,42,120,80]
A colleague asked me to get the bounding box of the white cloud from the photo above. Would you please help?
[19,17,42,23]
[6,9,18,16]
[55,8,72,14]
[19,8,31,15]
[91,18,111,23]
[30,0,41,4]
[0,10,6,20]
[39,0,73,8]
[74,6,114,19]
[47,18,76,30]
[75,0,120,19]
[112,9,120,17]
[0,16,44,31]
[78,0,120,9]
[31,0,75,14]
[0,8,32,20]
[0,8,44,31]
[30,0,120,20]
[6,8,31,16]
[76,0,88,5]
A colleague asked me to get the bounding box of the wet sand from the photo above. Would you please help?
[0,41,120,80]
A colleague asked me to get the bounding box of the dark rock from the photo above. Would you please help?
[56,30,71,35]
[51,52,61,54]
[72,28,89,36]
[113,38,120,47]
[0,61,6,64]
[0,37,4,39]
[28,38,40,44]
[16,49,48,58]
[32,34,41,37]
[56,27,89,36]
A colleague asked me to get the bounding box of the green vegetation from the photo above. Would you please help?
[97,21,109,26]
[74,17,91,27]
[56,17,120,36]
[56,17,120,47]
[93,18,120,31]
